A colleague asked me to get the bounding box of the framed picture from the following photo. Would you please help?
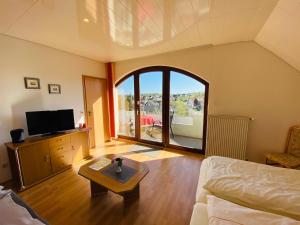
[24,77,40,89]
[48,84,61,94]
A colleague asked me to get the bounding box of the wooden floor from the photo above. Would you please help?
[18,140,204,225]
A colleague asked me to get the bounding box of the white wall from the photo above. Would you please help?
[115,41,300,163]
[0,34,106,183]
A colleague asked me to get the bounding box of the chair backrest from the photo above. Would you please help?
[286,125,300,157]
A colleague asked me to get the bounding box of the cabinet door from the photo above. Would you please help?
[70,131,89,163]
[18,142,52,186]
[51,150,72,173]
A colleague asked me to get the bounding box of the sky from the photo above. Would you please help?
[117,71,205,95]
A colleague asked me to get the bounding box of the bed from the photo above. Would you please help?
[190,156,300,225]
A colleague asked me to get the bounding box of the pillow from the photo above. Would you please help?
[202,156,300,220]
[0,186,10,198]
[207,195,300,225]
[0,192,45,225]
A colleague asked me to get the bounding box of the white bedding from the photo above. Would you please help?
[0,186,44,225]
[196,158,212,204]
[202,156,300,220]
[207,195,300,225]
[190,203,208,225]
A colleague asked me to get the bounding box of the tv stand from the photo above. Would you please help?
[6,129,90,191]
[41,131,66,136]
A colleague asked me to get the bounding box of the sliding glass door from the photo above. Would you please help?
[116,67,208,153]
[116,75,135,137]
[169,71,206,150]
[139,71,163,143]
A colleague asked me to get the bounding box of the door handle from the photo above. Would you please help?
[44,155,50,163]
[88,111,92,116]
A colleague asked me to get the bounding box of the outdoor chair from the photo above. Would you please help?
[148,111,174,138]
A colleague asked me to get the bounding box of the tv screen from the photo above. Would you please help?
[57,109,75,131]
[26,109,75,135]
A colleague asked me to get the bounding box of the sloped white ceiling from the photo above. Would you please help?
[255,0,300,72]
[0,0,279,62]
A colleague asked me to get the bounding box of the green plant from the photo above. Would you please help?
[174,100,188,116]
[125,95,134,111]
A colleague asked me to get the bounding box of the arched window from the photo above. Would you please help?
[115,66,209,153]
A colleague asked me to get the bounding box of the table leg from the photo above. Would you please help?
[90,180,108,197]
[121,184,140,203]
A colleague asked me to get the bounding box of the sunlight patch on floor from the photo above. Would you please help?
[123,149,183,162]
[90,140,134,156]
[73,140,184,169]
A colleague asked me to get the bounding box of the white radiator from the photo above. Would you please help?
[206,115,251,160]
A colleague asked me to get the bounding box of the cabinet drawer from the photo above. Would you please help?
[49,136,70,148]
[50,144,71,154]
[51,151,72,173]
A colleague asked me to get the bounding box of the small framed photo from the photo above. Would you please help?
[24,77,40,89]
[48,84,61,94]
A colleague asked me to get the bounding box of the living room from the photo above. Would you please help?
[1,0,300,225]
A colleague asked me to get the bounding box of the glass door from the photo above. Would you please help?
[138,71,163,143]
[115,66,208,153]
[168,71,206,150]
[116,75,135,138]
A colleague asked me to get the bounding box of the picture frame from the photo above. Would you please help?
[24,77,40,89]
[48,84,61,94]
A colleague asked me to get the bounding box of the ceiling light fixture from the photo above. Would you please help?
[83,18,89,23]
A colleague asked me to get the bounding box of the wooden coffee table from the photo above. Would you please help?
[78,154,149,202]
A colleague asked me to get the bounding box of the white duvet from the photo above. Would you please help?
[207,195,300,225]
[0,186,44,225]
[202,156,300,220]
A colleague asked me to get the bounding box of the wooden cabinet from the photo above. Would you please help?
[49,136,71,149]
[51,150,73,173]
[18,142,52,186]
[6,129,89,191]
[70,131,89,163]
[49,136,72,173]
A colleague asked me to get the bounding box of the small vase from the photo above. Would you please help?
[115,166,122,174]
[112,157,123,174]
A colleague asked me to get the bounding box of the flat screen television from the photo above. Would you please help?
[26,109,75,135]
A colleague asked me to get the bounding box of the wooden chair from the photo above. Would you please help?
[265,125,300,168]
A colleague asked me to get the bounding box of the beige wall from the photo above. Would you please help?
[115,41,300,163]
[0,34,106,183]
